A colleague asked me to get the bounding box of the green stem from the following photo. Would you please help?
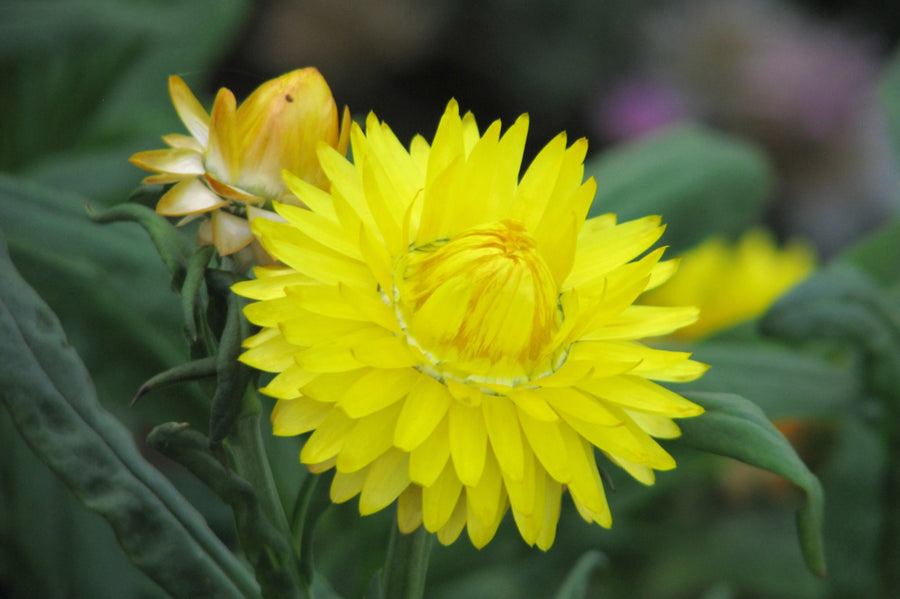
[381,523,433,599]
[229,390,307,597]
[879,396,900,598]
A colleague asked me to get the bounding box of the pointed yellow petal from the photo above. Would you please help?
[535,478,562,550]
[239,328,296,372]
[501,442,536,516]
[577,375,704,417]
[397,485,424,533]
[560,426,611,524]
[626,410,682,439]
[505,388,558,422]
[465,482,507,549]
[482,395,525,481]
[130,148,205,175]
[282,169,338,218]
[337,105,352,157]
[204,174,263,204]
[211,210,254,255]
[252,217,374,289]
[518,412,571,483]
[436,494,468,546]
[301,369,367,403]
[260,364,317,399]
[568,216,665,288]
[168,75,210,146]
[338,368,417,419]
[422,460,463,532]
[275,202,359,258]
[409,417,450,486]
[559,405,676,470]
[155,178,228,216]
[350,335,419,369]
[513,132,567,229]
[293,327,386,373]
[163,133,204,152]
[337,402,402,473]
[331,468,367,503]
[537,386,620,426]
[275,309,364,345]
[205,87,239,185]
[300,408,355,464]
[448,403,487,487]
[359,448,410,515]
[141,173,186,185]
[606,453,655,485]
[394,374,452,451]
[584,305,699,341]
[464,451,504,530]
[511,464,546,545]
[233,271,312,301]
[270,398,331,436]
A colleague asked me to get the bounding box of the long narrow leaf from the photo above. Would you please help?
[0,234,260,599]
[675,392,826,577]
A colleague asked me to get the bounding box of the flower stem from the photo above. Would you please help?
[381,523,433,599]
[230,390,308,598]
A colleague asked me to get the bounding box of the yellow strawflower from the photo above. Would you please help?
[641,229,815,340]
[130,68,350,257]
[233,101,708,549]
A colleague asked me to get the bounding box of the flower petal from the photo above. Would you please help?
[168,75,210,146]
[394,374,452,451]
[156,178,228,216]
[130,148,205,176]
[210,210,254,255]
[359,448,410,515]
[448,403,488,487]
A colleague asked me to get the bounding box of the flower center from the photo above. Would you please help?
[394,219,561,383]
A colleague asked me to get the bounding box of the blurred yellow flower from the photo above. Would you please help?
[233,101,707,549]
[130,68,350,257]
[641,229,815,340]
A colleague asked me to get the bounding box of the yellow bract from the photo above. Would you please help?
[395,219,560,383]
[130,68,350,258]
[641,228,815,340]
[234,100,708,549]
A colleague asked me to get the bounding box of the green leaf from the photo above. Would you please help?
[681,337,860,420]
[183,245,216,342]
[1,410,165,597]
[761,264,900,402]
[761,264,900,593]
[675,392,827,577]
[0,174,191,409]
[133,357,218,406]
[0,0,250,202]
[838,217,900,290]
[209,291,253,445]
[0,233,260,598]
[86,201,193,287]
[585,124,773,253]
[147,423,305,599]
[552,550,607,599]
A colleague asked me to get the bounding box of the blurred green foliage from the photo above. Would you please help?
[1,1,900,598]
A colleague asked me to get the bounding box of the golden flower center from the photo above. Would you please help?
[395,219,560,381]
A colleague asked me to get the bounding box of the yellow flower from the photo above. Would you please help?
[130,68,350,256]
[640,229,815,340]
[233,101,708,549]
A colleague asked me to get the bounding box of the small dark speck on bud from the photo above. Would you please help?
[285,93,294,103]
